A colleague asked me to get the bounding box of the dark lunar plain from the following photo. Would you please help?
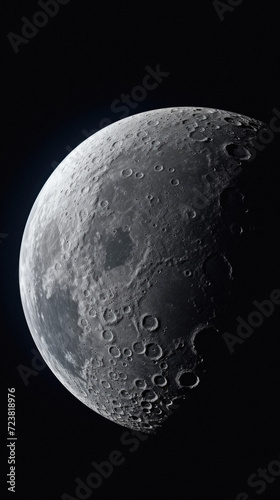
[1,1,280,499]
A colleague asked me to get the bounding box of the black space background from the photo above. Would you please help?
[1,1,280,499]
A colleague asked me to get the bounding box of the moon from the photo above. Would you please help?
[19,106,266,433]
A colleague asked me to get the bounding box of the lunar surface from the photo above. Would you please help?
[19,107,267,433]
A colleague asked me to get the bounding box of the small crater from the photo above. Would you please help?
[99,200,109,209]
[103,308,118,324]
[153,375,168,387]
[203,253,232,282]
[185,209,197,220]
[190,128,207,141]
[145,343,163,360]
[79,209,88,222]
[141,314,160,332]
[109,346,121,357]
[225,143,251,161]
[148,120,159,126]
[135,379,147,389]
[133,341,145,354]
[120,389,131,399]
[137,131,147,138]
[101,380,111,389]
[121,168,133,177]
[176,370,199,388]
[102,330,115,342]
[154,164,164,172]
[142,389,158,402]
[224,116,243,126]
[230,224,243,235]
[123,348,132,357]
